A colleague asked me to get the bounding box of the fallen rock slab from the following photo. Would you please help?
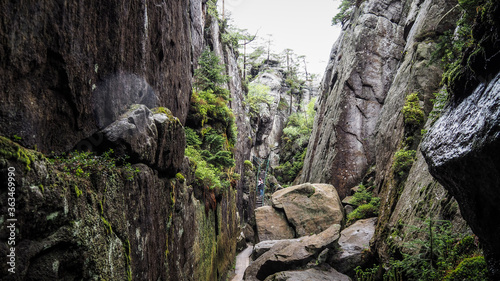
[255,206,295,241]
[244,224,341,281]
[263,266,352,281]
[252,239,301,260]
[329,217,377,274]
[271,183,344,237]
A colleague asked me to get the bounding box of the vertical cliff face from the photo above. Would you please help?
[301,0,472,267]
[0,1,246,280]
[0,0,193,154]
[299,0,405,198]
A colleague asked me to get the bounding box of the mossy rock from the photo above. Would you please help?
[0,136,43,171]
[443,256,488,281]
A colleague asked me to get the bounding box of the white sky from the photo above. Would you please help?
[220,0,342,78]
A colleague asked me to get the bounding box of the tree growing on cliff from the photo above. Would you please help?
[332,0,355,26]
[194,48,229,97]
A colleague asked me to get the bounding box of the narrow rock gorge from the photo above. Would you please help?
[1,0,499,280]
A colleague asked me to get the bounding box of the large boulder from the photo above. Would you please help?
[422,72,500,276]
[264,267,352,281]
[244,224,341,281]
[255,206,295,241]
[272,183,344,236]
[101,104,184,176]
[329,218,377,274]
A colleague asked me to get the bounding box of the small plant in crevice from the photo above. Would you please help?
[392,149,417,180]
[347,185,380,224]
[428,89,449,123]
[402,93,424,130]
[50,149,140,181]
[332,0,356,26]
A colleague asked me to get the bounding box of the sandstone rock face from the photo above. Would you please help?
[0,1,245,280]
[255,206,295,241]
[0,136,239,281]
[243,224,341,281]
[264,267,352,281]
[299,0,470,269]
[0,0,194,154]
[329,218,377,274]
[248,68,319,168]
[272,183,344,236]
[369,0,467,263]
[299,0,406,197]
[223,43,255,222]
[253,239,300,260]
[422,72,500,275]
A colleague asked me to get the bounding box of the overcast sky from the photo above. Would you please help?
[220,0,342,78]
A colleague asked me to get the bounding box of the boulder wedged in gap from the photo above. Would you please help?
[255,206,295,241]
[271,183,344,236]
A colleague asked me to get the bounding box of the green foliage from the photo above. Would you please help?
[244,160,254,170]
[432,0,490,93]
[282,98,317,147]
[402,93,424,128]
[348,202,380,223]
[185,127,202,147]
[443,256,488,281]
[206,0,218,18]
[332,0,355,26]
[194,48,229,93]
[187,44,239,194]
[429,89,449,122]
[385,220,485,281]
[245,83,274,115]
[354,265,379,281]
[74,185,82,198]
[50,149,139,180]
[275,98,317,185]
[348,185,380,224]
[392,149,416,179]
[350,184,373,206]
[185,146,228,190]
[175,173,185,183]
[189,89,236,142]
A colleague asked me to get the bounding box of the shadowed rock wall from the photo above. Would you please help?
[0,0,194,154]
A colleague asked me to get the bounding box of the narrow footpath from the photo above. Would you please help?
[231,245,253,281]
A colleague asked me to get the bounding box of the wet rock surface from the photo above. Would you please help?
[422,72,500,276]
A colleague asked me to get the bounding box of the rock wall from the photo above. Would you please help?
[0,0,195,154]
[421,1,500,276]
[301,0,471,266]
[299,0,405,198]
[0,1,246,280]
